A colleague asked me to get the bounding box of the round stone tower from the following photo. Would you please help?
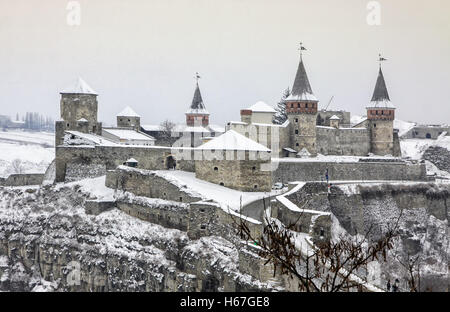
[285,53,318,155]
[366,65,395,156]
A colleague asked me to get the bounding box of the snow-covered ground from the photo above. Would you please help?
[394,119,416,137]
[0,130,54,147]
[0,130,54,178]
[155,170,282,212]
[400,132,450,159]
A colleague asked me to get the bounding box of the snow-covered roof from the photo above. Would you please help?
[141,125,164,132]
[60,77,98,95]
[248,101,276,113]
[102,128,155,141]
[208,124,225,133]
[368,99,395,109]
[173,125,211,133]
[197,130,271,152]
[286,57,318,102]
[186,108,209,115]
[283,147,297,153]
[126,158,138,163]
[297,147,311,157]
[329,115,340,120]
[65,130,118,146]
[285,92,318,102]
[77,118,88,122]
[117,106,140,117]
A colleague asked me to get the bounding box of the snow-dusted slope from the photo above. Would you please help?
[394,119,416,137]
[0,131,54,178]
[0,178,280,292]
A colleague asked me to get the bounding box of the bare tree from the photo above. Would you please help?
[11,159,24,174]
[391,248,422,292]
[233,199,403,292]
[160,119,176,138]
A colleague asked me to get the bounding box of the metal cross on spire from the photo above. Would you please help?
[299,42,307,60]
[194,72,201,84]
[378,53,387,68]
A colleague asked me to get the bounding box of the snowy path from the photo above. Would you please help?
[274,182,384,292]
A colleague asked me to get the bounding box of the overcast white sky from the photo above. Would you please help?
[0,0,449,126]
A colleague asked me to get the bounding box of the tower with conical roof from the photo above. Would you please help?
[186,74,209,127]
[285,45,319,155]
[55,77,102,145]
[366,57,396,155]
[117,106,141,131]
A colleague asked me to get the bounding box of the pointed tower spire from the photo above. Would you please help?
[371,67,390,102]
[190,82,206,111]
[287,44,317,102]
[370,55,392,107]
[186,73,209,127]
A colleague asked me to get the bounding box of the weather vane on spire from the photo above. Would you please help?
[194,72,201,84]
[378,53,387,67]
[299,42,307,59]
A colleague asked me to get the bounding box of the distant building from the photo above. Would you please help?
[402,125,450,139]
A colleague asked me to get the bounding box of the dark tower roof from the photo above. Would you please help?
[293,58,313,95]
[187,83,209,114]
[286,56,317,102]
[286,57,317,102]
[371,67,391,102]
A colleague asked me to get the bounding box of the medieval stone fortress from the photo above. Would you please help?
[0,47,449,292]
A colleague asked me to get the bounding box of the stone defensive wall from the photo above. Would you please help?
[0,173,44,187]
[272,159,427,184]
[55,145,196,182]
[316,126,370,156]
[105,166,263,241]
[271,182,332,243]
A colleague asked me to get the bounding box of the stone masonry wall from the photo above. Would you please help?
[272,160,427,183]
[105,167,202,203]
[105,166,263,243]
[368,119,394,156]
[288,113,317,155]
[316,127,370,156]
[55,145,195,182]
[3,174,44,186]
[195,150,272,192]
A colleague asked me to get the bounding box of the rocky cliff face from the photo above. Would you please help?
[423,146,450,174]
[284,182,449,291]
[332,183,449,291]
[0,183,278,292]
